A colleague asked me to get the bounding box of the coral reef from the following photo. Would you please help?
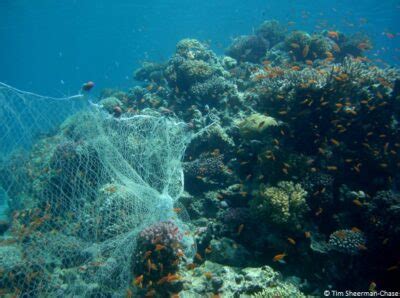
[1,19,400,297]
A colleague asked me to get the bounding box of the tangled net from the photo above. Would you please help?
[0,82,194,297]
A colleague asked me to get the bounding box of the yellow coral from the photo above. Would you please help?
[252,181,308,226]
[238,113,278,138]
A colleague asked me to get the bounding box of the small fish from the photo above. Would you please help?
[173,208,182,213]
[195,253,203,261]
[326,166,338,171]
[385,32,395,39]
[357,244,368,250]
[258,121,266,128]
[315,207,323,216]
[205,246,212,254]
[353,199,363,207]
[327,31,339,39]
[157,273,181,285]
[204,272,213,279]
[351,227,362,233]
[335,103,343,108]
[237,224,244,235]
[357,43,370,50]
[302,45,310,57]
[330,138,340,146]
[304,231,311,238]
[155,244,165,251]
[273,253,287,263]
[82,81,95,91]
[386,265,398,272]
[133,275,144,286]
[287,237,296,245]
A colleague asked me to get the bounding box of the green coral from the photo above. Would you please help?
[238,113,278,138]
[251,181,308,226]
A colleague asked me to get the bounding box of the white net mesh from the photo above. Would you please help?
[0,83,194,297]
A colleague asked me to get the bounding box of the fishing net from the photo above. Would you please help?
[0,82,194,297]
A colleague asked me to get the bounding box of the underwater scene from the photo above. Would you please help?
[0,1,400,297]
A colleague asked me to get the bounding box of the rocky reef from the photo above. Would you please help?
[1,19,400,297]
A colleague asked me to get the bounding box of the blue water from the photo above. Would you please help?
[0,0,399,96]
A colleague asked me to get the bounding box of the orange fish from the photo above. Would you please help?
[327,31,339,39]
[133,275,144,287]
[273,253,287,263]
[304,231,311,238]
[155,244,165,251]
[82,81,95,91]
[157,273,181,285]
[195,253,203,261]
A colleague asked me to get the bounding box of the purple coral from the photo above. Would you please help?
[138,220,183,247]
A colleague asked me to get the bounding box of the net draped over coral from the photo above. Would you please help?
[0,83,193,297]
